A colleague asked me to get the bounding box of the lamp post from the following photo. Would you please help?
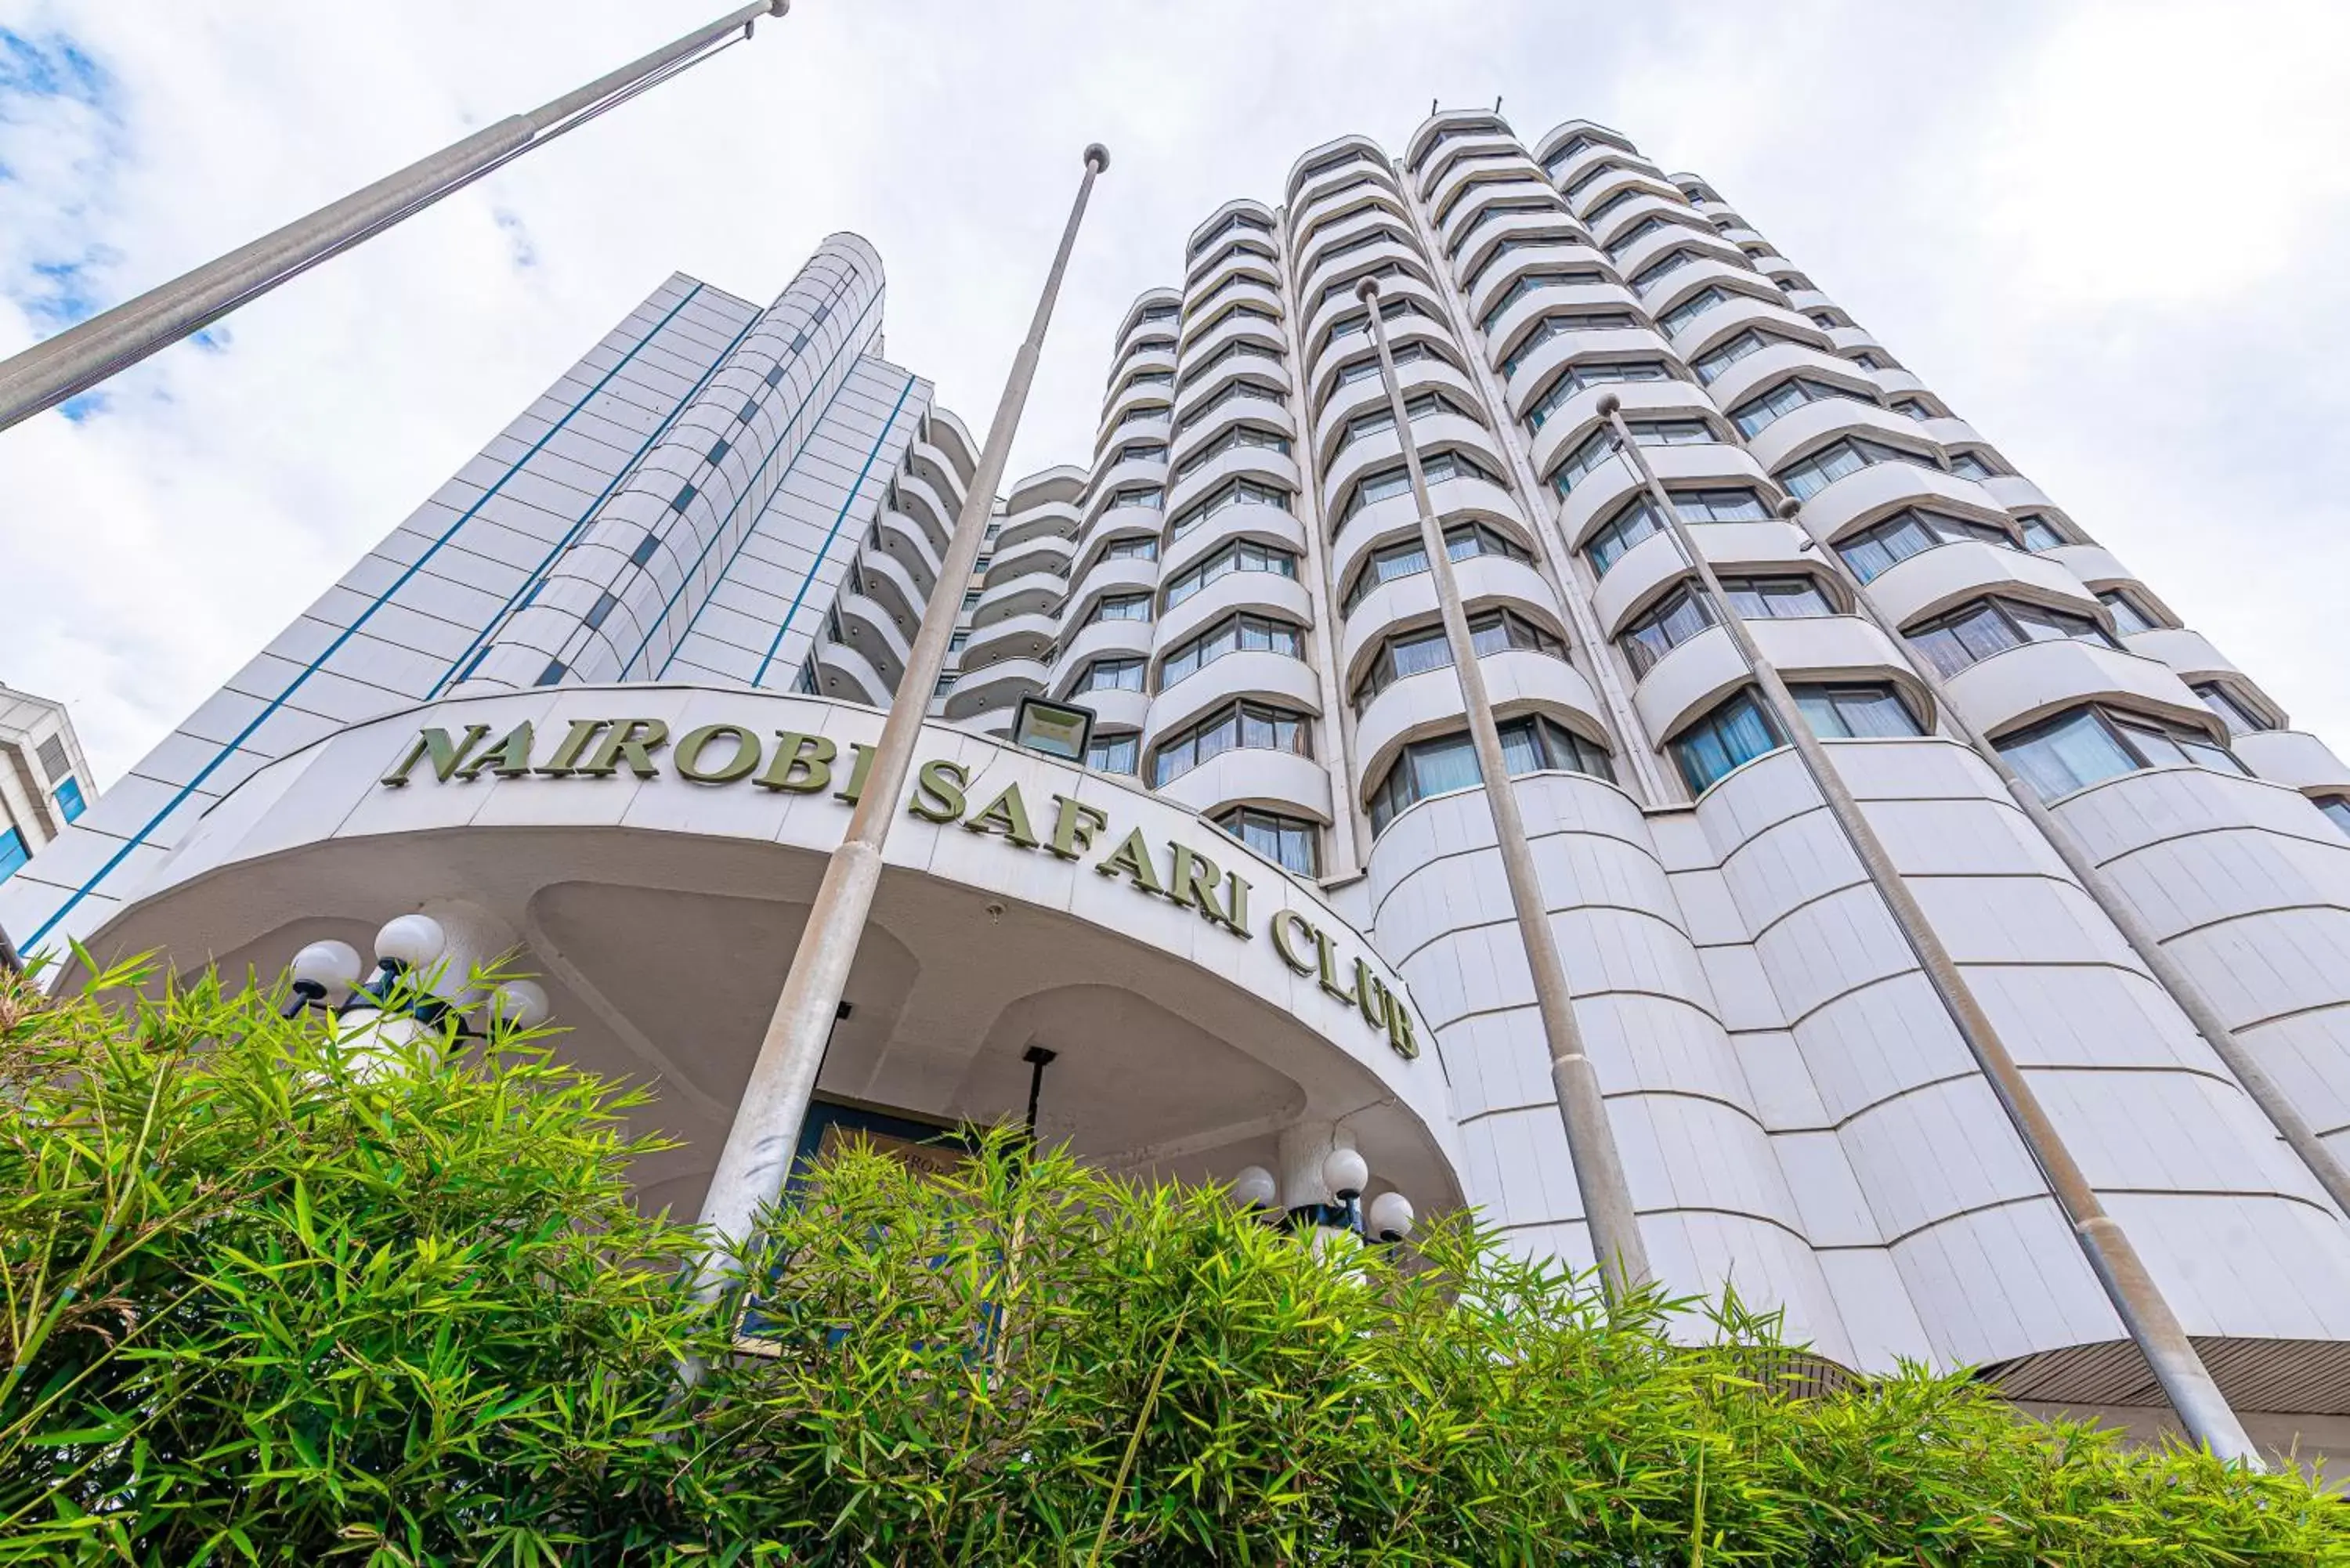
[280,917,548,1039]
[1231,1150,1416,1245]
[687,144,1112,1309]
[0,2,789,434]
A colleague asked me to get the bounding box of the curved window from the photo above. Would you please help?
[1161,612,1303,687]
[1605,213,1709,261]
[1166,538,1298,609]
[1182,338,1284,388]
[1109,406,1171,438]
[1352,609,1565,713]
[1324,297,1432,347]
[1549,418,1709,497]
[1479,269,1606,332]
[1339,450,1496,524]
[1170,476,1289,541]
[2194,681,2272,736]
[1691,327,1797,385]
[1672,689,1784,793]
[1464,233,1590,295]
[1583,489,1770,576]
[1835,508,2015,582]
[1216,806,1319,876]
[1304,225,1411,280]
[1998,706,2245,800]
[1368,716,1614,833]
[1777,435,1940,500]
[1076,656,1144,694]
[1342,521,1530,614]
[1582,185,1648,226]
[1337,391,1479,454]
[1730,376,1877,438]
[1104,440,1167,469]
[1620,587,1712,677]
[1561,160,1632,205]
[1112,369,1173,397]
[1151,700,1311,786]
[1793,683,1921,739]
[1097,535,1159,562]
[1330,341,1436,393]
[1629,248,1698,292]
[1501,312,1640,378]
[1173,378,1285,436]
[1907,596,2116,677]
[1948,451,2002,481]
[1086,732,1140,775]
[1542,135,1597,178]
[2316,797,2350,838]
[2098,590,2156,634]
[2017,513,2070,551]
[1101,485,1162,513]
[1434,164,1542,226]
[1315,260,1423,313]
[1655,285,1737,335]
[1189,210,1274,259]
[1448,199,1563,258]
[1524,359,1668,432]
[1191,270,1275,316]
[1184,237,1278,291]
[1173,423,1290,482]
[1083,591,1152,627]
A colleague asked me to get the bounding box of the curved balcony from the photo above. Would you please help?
[1289,139,1394,210]
[1454,209,1589,284]
[1081,458,1168,526]
[1943,639,2214,742]
[1332,473,1526,588]
[895,471,957,555]
[1527,377,1723,482]
[1668,294,1831,367]
[922,413,980,486]
[1175,315,1288,392]
[1781,287,1838,318]
[1303,273,1449,367]
[996,497,1081,551]
[1640,256,1773,323]
[1633,616,1920,746]
[1610,226,1747,290]
[1699,339,1887,418]
[1585,191,1694,253]
[1788,461,2012,550]
[1321,415,1506,521]
[1307,316,1466,414]
[1068,515,1166,583]
[1153,745,1334,826]
[1354,650,1607,789]
[2123,626,2239,683]
[1438,189,1568,264]
[1499,325,1674,414]
[1097,385,1174,455]
[943,657,1048,724]
[812,638,888,708]
[854,547,928,634]
[1145,650,1324,746]
[2042,542,2138,591]
[1161,501,1308,586]
[1741,398,1960,479]
[1462,238,1614,322]
[1005,464,1083,513]
[1291,185,1407,261]
[1113,292,1182,356]
[1165,446,1303,524]
[1558,442,1771,553]
[1168,395,1296,475]
[871,509,942,599]
[1183,245,1282,311]
[1063,555,1162,624]
[1300,247,1437,338]
[1296,202,1417,279]
[1419,132,1531,191]
[983,534,1075,591]
[960,609,1058,670]
[1052,617,1154,688]
[1429,157,1548,230]
[2236,731,2350,795]
[1050,685,1149,739]
[1185,198,1275,255]
[835,591,910,688]
[1339,554,1567,685]
[1543,140,1659,199]
[1180,280,1285,354]
[1569,168,1681,226]
[1103,340,1177,399]
[1976,474,2057,514]
[1172,349,1292,429]
[1314,356,1488,465]
[1483,281,1646,368]
[907,440,971,505]
[970,571,1061,629]
[1154,569,1314,657]
[1864,540,2102,633]
[1589,519,1814,638]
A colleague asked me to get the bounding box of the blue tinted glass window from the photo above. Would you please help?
[54,778,85,822]
[0,827,26,883]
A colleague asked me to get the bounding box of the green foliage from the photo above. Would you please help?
[2,960,2344,1564]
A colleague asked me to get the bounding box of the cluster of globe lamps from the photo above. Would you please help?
[1230,1148,1415,1245]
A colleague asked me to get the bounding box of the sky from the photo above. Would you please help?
[2,0,2348,782]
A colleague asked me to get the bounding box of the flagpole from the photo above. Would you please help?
[0,1,786,432]
[689,143,1112,1297]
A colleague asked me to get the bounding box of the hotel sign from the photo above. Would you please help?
[382,717,1418,1060]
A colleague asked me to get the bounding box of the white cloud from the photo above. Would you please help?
[1,0,2345,779]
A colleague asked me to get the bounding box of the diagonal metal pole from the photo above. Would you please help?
[1595,394,2258,1464]
[0,1,786,432]
[689,143,1112,1299]
[1361,280,1652,1301]
[1781,492,2350,1224]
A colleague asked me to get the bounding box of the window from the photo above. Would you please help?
[1339,450,1493,523]
[707,438,730,464]
[1582,490,1770,576]
[1621,587,1713,677]
[52,776,85,823]
[1162,613,1304,685]
[949,630,970,652]
[1672,689,1783,793]
[1173,378,1285,434]
[1582,186,1644,226]
[961,589,984,611]
[933,673,958,697]
[1152,700,1311,785]
[1137,303,1180,325]
[536,659,567,688]
[1835,508,2016,582]
[765,365,785,388]
[1120,369,1175,389]
[1368,716,1614,833]
[1104,485,1163,511]
[1524,359,1668,432]
[584,591,618,632]
[1353,609,1566,711]
[1337,391,1473,453]
[1099,534,1159,562]
[973,553,993,573]
[2019,514,2069,551]
[738,398,761,424]
[1110,440,1168,467]
[671,483,698,513]
[1077,656,1146,694]
[1549,419,1709,496]
[1324,297,1430,346]
[1332,341,1438,392]
[1170,476,1289,540]
[1500,312,1639,377]
[1891,398,1933,422]
[2000,706,2244,800]
[1654,286,1733,335]
[1448,200,1561,258]
[1086,732,1141,775]
[1948,451,2002,481]
[1464,233,1589,296]
[1793,683,1922,739]
[1721,575,1835,620]
[2098,591,2157,635]
[1629,248,1694,293]
[1182,338,1283,388]
[630,532,662,569]
[1083,591,1152,626]
[1777,436,1939,500]
[1,826,28,884]
[1542,135,1596,177]
[2317,797,2350,837]
[1188,211,1273,258]
[1907,597,2117,678]
[1561,161,1629,204]
[1166,538,1298,609]
[1342,521,1531,613]
[1217,806,1318,876]
[1314,261,1415,313]
[1729,377,1875,438]
[2194,681,2272,736]
[1851,352,1885,371]
[1691,327,1795,385]
[793,659,819,695]
[1478,269,1603,331]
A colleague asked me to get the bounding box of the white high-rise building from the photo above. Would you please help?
[12,113,2350,1460]
[0,682,97,889]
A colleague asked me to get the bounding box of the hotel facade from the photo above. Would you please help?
[10,111,2350,1458]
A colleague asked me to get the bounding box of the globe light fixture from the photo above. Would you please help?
[1230,1165,1278,1211]
[284,940,363,1016]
